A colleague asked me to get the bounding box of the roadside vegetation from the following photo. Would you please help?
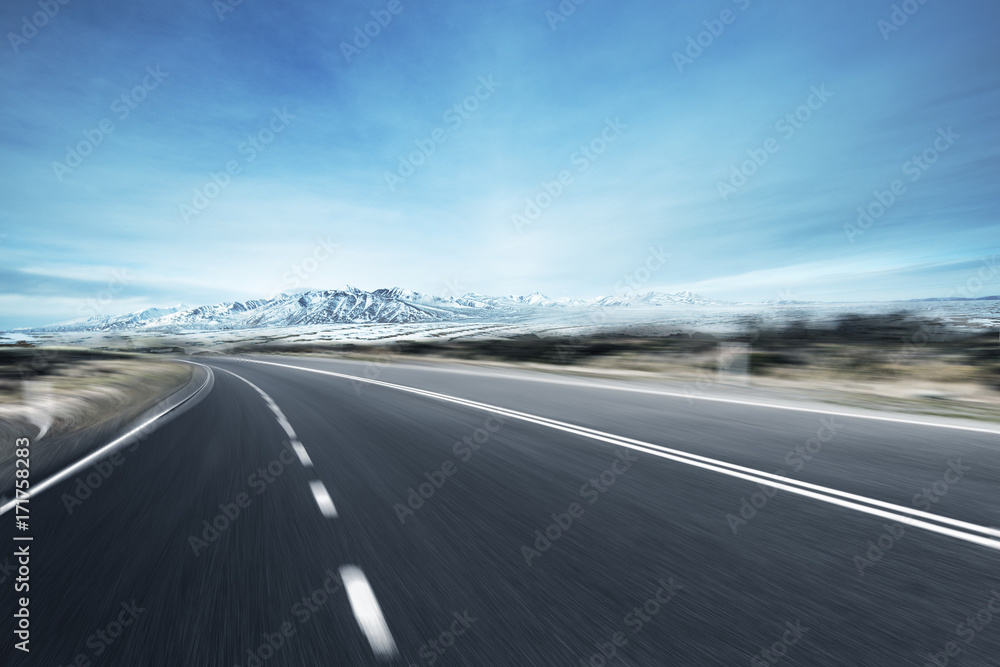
[0,347,193,443]
[229,313,1000,421]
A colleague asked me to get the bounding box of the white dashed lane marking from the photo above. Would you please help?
[212,366,337,519]
[310,480,338,518]
[290,439,313,467]
[241,357,1000,553]
[340,565,398,659]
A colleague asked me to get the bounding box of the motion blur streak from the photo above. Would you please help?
[2,355,999,664]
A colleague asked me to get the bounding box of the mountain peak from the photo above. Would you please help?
[25,286,721,333]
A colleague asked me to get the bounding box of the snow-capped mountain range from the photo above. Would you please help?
[20,287,722,333]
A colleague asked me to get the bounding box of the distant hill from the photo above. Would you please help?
[17,287,724,333]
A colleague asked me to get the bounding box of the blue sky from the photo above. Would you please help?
[1,0,998,328]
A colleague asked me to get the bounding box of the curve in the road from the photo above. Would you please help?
[207,362,398,660]
[0,363,215,515]
[231,357,1000,553]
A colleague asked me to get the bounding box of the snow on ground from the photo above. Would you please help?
[2,300,997,350]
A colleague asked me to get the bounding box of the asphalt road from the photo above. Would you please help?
[2,354,999,666]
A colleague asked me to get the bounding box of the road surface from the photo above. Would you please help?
[2,354,999,665]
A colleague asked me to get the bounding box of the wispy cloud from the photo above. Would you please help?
[1,0,998,327]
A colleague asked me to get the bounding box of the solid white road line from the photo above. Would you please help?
[309,480,338,518]
[339,565,398,659]
[268,356,1000,436]
[0,364,215,516]
[242,358,1000,552]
